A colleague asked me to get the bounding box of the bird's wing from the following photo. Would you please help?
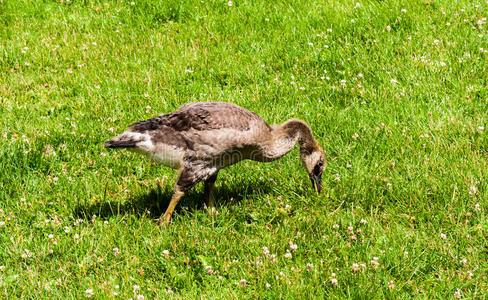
[129,102,268,132]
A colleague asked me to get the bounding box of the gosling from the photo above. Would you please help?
[105,102,325,225]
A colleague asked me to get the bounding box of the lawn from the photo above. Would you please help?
[1,0,487,298]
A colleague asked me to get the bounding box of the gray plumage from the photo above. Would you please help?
[105,101,325,224]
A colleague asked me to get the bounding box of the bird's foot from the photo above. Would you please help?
[155,214,172,226]
[206,206,218,216]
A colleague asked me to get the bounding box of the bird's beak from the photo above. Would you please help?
[310,174,322,194]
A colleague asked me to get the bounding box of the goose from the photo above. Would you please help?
[105,102,325,225]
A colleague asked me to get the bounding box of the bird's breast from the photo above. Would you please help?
[150,144,185,169]
[130,140,185,169]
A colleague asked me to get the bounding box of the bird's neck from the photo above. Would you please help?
[261,119,316,161]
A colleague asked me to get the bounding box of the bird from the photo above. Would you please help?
[104,101,325,225]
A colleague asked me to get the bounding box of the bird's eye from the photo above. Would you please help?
[313,164,321,175]
[317,161,323,167]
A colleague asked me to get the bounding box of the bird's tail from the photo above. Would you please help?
[104,140,137,148]
[104,131,145,149]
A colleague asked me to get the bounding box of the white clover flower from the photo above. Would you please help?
[85,289,94,298]
[469,185,477,195]
[21,249,32,259]
[330,277,338,286]
[371,257,379,269]
[351,263,359,272]
[388,280,395,290]
[270,254,277,263]
[307,263,313,271]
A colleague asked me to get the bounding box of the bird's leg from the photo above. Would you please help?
[158,186,184,225]
[157,168,203,225]
[204,172,218,213]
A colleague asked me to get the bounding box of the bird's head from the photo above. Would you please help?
[300,144,326,194]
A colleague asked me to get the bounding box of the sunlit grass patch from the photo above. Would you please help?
[1,0,487,298]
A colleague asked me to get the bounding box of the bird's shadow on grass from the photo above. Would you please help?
[73,179,273,221]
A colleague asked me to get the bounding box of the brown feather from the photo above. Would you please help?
[104,101,325,224]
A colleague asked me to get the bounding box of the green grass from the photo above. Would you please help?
[1,0,487,298]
